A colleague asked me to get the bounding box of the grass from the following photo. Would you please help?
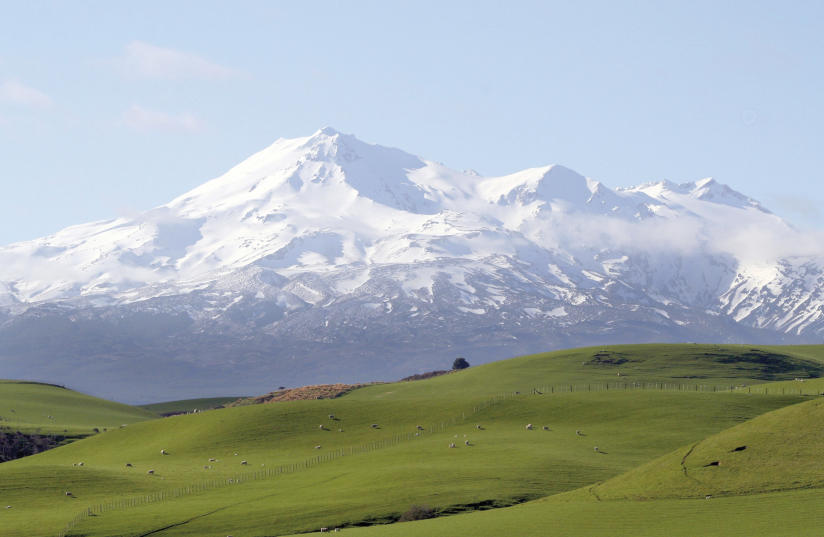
[311,488,824,537]
[0,343,822,536]
[138,397,242,415]
[0,380,157,435]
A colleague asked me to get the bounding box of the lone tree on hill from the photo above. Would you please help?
[452,357,470,370]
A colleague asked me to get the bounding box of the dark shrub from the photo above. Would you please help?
[399,504,436,522]
[452,357,470,370]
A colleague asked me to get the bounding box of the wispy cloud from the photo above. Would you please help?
[122,105,206,133]
[539,209,824,265]
[0,79,53,108]
[119,41,238,80]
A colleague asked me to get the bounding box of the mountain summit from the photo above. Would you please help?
[0,129,821,402]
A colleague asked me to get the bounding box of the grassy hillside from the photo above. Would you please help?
[139,397,241,416]
[0,344,822,537]
[318,488,824,537]
[0,380,157,435]
[321,397,824,537]
[592,396,824,500]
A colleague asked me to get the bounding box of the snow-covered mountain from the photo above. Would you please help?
[1,128,822,402]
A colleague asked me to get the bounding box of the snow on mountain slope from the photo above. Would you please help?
[0,127,821,401]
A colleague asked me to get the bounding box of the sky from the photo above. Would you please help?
[0,0,822,246]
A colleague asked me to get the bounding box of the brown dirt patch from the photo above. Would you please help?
[229,383,373,406]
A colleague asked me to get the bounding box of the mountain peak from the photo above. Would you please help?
[315,126,342,136]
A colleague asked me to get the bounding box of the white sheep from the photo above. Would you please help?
[449,442,456,448]
[576,430,583,436]
[464,440,470,446]
[594,446,599,452]
[160,449,168,455]
[542,426,549,430]
[525,423,533,430]
[315,445,322,449]
[209,458,216,462]
[319,424,325,430]
[241,460,248,465]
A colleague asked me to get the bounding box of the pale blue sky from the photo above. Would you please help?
[1,1,822,245]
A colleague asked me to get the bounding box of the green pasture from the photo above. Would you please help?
[316,487,824,537]
[0,343,822,536]
[138,397,242,415]
[0,380,157,435]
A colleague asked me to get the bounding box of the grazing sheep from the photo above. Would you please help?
[209,458,216,462]
[576,430,583,436]
[125,463,133,467]
[77,462,84,467]
[476,424,482,430]
[705,495,712,500]
[241,460,248,465]
[464,440,470,446]
[371,424,379,428]
[525,424,533,430]
[449,442,456,448]
[234,452,238,456]
[319,424,325,430]
[542,426,549,430]
[5,505,10,509]
[594,446,599,452]
[321,529,327,533]
[315,445,322,449]
[160,449,168,455]
[147,469,154,475]
[415,432,420,436]
[338,428,343,432]
[65,491,72,496]
[329,414,335,420]
[416,425,424,430]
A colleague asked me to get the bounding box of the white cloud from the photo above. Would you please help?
[120,41,238,80]
[122,105,206,133]
[539,209,824,265]
[0,79,53,108]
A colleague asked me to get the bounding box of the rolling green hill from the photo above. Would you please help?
[138,397,242,416]
[0,344,822,537]
[0,380,157,435]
